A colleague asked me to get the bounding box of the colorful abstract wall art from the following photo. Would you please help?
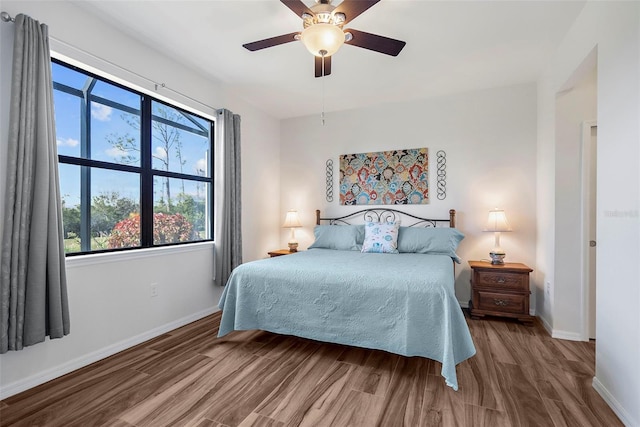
[339,148,429,205]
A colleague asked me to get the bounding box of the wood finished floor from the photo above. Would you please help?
[0,311,622,427]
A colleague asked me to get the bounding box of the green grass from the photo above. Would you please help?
[64,236,109,254]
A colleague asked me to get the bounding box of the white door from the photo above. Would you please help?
[588,126,597,340]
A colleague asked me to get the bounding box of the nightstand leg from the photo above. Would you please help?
[468,301,484,320]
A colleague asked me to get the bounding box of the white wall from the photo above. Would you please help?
[537,2,640,425]
[0,1,281,399]
[553,66,597,336]
[280,83,538,306]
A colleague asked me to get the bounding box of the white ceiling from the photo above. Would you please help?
[74,0,585,119]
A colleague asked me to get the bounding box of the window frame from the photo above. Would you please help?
[52,58,215,256]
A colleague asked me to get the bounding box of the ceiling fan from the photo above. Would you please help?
[243,0,406,78]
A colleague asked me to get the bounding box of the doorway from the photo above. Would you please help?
[582,121,597,340]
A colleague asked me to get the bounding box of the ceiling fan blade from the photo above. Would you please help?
[333,0,380,25]
[344,28,406,56]
[324,55,332,76]
[281,0,314,18]
[314,55,333,78]
[243,32,300,51]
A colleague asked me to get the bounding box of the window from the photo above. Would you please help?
[52,60,214,255]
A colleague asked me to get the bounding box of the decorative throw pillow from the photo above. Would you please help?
[361,222,400,254]
[308,225,364,251]
[397,227,464,263]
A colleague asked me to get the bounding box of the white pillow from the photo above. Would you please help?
[361,222,400,254]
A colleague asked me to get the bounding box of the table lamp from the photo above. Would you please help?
[282,210,302,252]
[484,208,512,264]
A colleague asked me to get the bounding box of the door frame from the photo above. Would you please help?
[580,120,597,341]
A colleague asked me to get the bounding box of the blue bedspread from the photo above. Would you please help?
[217,249,476,390]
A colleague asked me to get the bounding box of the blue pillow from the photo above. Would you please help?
[308,225,364,251]
[361,222,400,254]
[397,227,464,263]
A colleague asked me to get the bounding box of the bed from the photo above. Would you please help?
[217,209,476,390]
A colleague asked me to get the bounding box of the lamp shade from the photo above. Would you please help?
[300,23,345,57]
[484,209,512,232]
[282,210,302,228]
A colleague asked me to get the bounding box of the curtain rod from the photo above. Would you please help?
[1,10,218,114]
[1,11,15,22]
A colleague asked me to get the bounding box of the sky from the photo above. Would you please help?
[52,62,211,210]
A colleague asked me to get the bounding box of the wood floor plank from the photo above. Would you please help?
[336,345,370,366]
[464,404,510,427]
[550,337,596,366]
[204,341,321,426]
[237,413,284,427]
[197,330,274,363]
[351,349,400,396]
[68,353,214,427]
[420,374,448,427]
[376,357,429,426]
[254,343,345,422]
[286,361,358,427]
[120,352,260,426]
[454,329,505,411]
[330,389,384,426]
[2,345,157,411]
[166,312,221,339]
[179,417,228,427]
[526,358,590,408]
[542,397,610,427]
[570,374,625,427]
[420,373,466,427]
[102,420,136,427]
[6,368,149,427]
[495,362,556,426]
[1,312,623,427]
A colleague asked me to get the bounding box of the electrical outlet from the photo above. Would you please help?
[545,281,551,296]
[150,283,159,298]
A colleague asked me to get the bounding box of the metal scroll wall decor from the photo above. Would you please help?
[325,159,334,202]
[436,150,447,200]
[339,148,429,205]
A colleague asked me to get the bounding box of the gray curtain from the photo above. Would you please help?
[214,109,242,286]
[0,14,69,353]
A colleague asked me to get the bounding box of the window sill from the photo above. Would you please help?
[65,241,215,269]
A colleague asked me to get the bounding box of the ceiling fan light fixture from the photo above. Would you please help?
[300,23,345,57]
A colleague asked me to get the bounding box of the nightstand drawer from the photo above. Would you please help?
[476,291,527,314]
[474,270,527,291]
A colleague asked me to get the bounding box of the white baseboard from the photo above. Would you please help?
[0,307,219,400]
[536,315,588,342]
[550,329,584,341]
[592,376,637,427]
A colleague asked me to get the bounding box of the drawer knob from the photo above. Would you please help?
[497,277,506,284]
[494,299,508,306]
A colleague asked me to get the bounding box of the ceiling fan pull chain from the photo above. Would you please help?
[320,52,327,126]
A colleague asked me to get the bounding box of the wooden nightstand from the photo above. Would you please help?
[468,260,534,325]
[267,249,298,257]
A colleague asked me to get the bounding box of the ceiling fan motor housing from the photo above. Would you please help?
[304,1,344,28]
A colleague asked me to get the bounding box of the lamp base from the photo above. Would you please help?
[288,242,299,252]
[489,252,506,265]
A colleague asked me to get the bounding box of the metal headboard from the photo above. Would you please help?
[316,209,456,228]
